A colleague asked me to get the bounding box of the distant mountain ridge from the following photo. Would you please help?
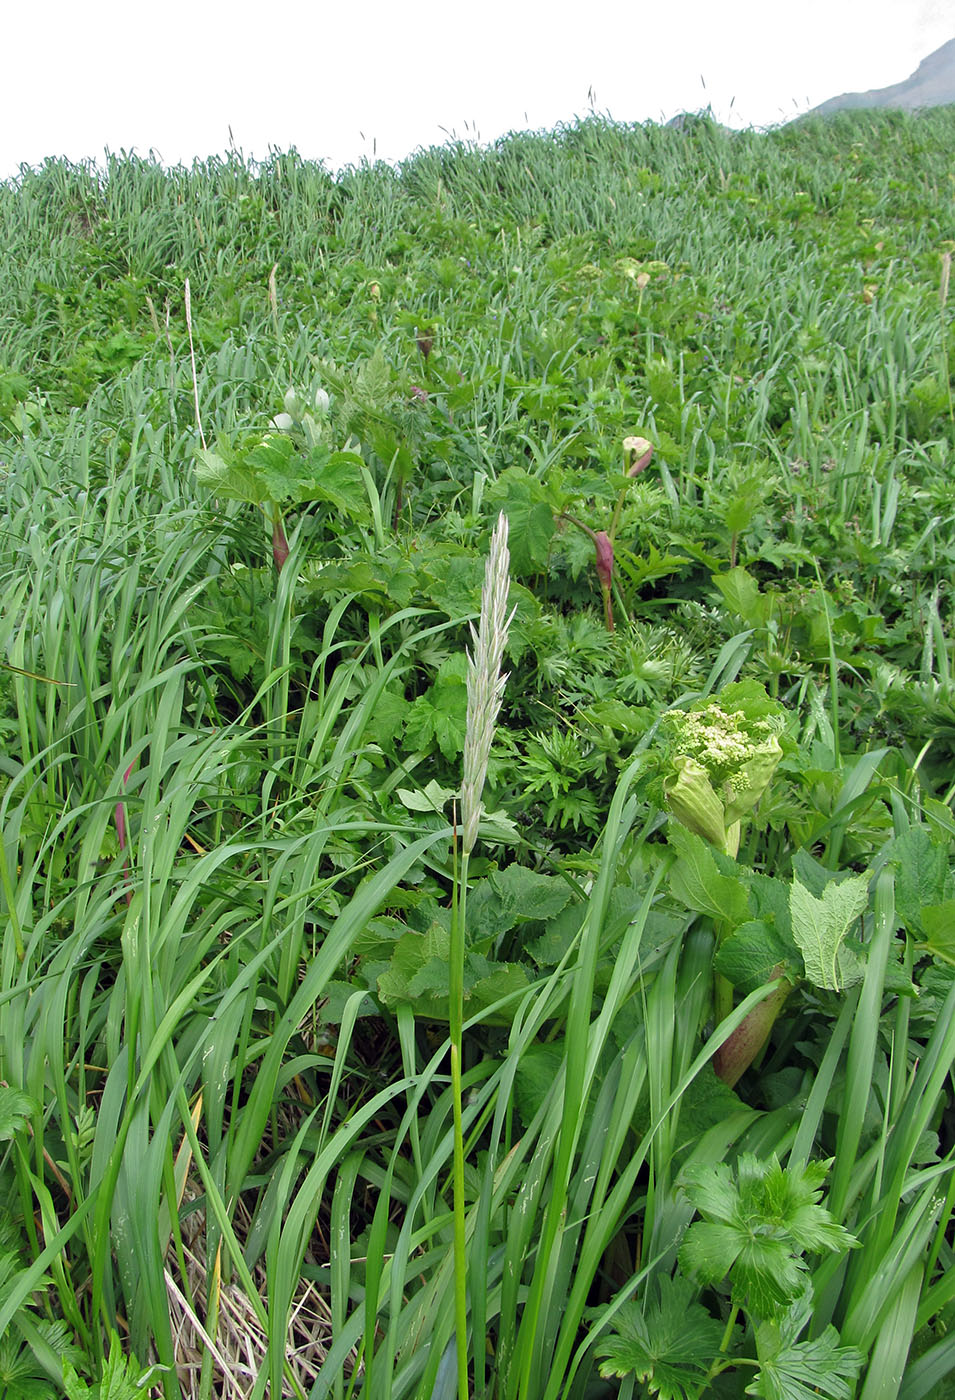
[808,35,955,117]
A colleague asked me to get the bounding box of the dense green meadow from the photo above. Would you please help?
[2,106,955,1399]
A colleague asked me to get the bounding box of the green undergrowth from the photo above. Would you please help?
[1,106,955,1399]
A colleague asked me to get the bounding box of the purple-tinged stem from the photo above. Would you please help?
[712,969,793,1088]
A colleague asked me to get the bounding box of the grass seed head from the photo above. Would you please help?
[461,512,514,855]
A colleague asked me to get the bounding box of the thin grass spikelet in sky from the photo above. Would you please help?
[460,512,514,856]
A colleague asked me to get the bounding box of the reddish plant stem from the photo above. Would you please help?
[712,969,793,1088]
[271,508,290,571]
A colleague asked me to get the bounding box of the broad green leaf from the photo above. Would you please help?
[0,1315,84,1400]
[407,955,454,1000]
[889,826,952,934]
[680,1220,805,1317]
[466,878,523,948]
[680,1156,856,1321]
[748,872,795,942]
[667,824,750,926]
[245,431,298,484]
[488,865,574,923]
[318,981,378,1022]
[0,1337,57,1400]
[376,922,529,1023]
[377,922,450,1014]
[395,780,457,814]
[467,962,531,1015]
[308,550,417,608]
[595,1276,723,1399]
[306,450,371,522]
[364,687,411,750]
[347,345,393,414]
[421,550,483,619]
[404,654,468,760]
[791,848,837,898]
[487,468,555,574]
[748,1295,863,1400]
[524,899,587,967]
[713,567,772,627]
[915,900,955,965]
[715,920,800,993]
[194,446,269,505]
[747,1329,862,1400]
[738,1156,855,1257]
[251,438,329,505]
[514,1043,563,1124]
[467,866,575,957]
[671,1065,747,1159]
[510,500,556,575]
[789,875,869,990]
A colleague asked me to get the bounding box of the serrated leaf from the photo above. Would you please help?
[194,446,269,505]
[667,824,750,926]
[488,865,573,923]
[476,808,520,844]
[713,566,772,627]
[790,849,835,899]
[404,657,468,760]
[890,826,952,935]
[318,982,379,1022]
[351,346,393,411]
[671,1065,747,1159]
[364,687,410,751]
[748,873,795,943]
[487,469,555,574]
[407,957,453,999]
[467,962,531,1014]
[715,920,800,993]
[525,900,586,967]
[377,923,450,1013]
[0,1339,56,1400]
[63,1332,155,1400]
[306,450,370,522]
[375,922,530,1024]
[789,875,869,991]
[679,1156,856,1322]
[250,437,330,506]
[595,1276,723,1398]
[682,1221,806,1317]
[245,431,297,479]
[915,900,955,965]
[747,1327,863,1400]
[0,1086,38,1141]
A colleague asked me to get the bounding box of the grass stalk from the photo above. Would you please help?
[452,511,513,1397]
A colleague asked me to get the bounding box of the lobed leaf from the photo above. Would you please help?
[789,874,869,991]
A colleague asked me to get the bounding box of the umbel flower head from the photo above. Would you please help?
[661,680,786,857]
[460,513,515,856]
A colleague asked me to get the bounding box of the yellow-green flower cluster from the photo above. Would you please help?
[661,682,786,856]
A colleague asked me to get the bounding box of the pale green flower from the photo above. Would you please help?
[661,682,786,856]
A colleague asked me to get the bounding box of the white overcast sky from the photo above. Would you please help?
[2,0,951,181]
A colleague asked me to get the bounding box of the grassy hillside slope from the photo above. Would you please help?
[1,108,955,1400]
